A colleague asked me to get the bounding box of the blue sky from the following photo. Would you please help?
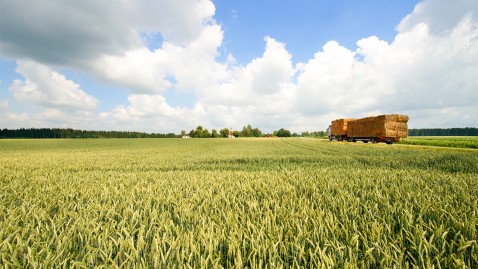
[215,1,418,64]
[1,0,477,133]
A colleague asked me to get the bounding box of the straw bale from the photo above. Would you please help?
[379,114,409,122]
[331,118,355,136]
[347,114,408,138]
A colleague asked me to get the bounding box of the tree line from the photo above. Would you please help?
[408,128,478,136]
[0,128,179,139]
[184,125,295,138]
[183,125,329,138]
[7,126,474,139]
[0,126,330,139]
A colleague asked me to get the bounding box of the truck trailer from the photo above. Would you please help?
[328,114,409,144]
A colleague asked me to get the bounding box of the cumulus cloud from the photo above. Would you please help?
[248,36,295,94]
[99,94,201,132]
[0,100,7,110]
[295,40,391,116]
[10,60,98,111]
[293,1,478,129]
[1,0,226,129]
[387,19,478,111]
[91,23,227,94]
[35,109,97,128]
[98,33,298,131]
[397,0,478,35]
[91,48,173,93]
[198,37,295,108]
[1,0,477,131]
[0,0,216,65]
[164,36,298,130]
[0,100,29,126]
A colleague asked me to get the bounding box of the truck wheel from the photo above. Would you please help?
[386,140,393,144]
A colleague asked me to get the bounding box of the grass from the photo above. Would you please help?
[1,138,477,268]
[399,136,478,149]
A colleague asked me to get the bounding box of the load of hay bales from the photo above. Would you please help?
[331,118,356,136]
[347,114,409,138]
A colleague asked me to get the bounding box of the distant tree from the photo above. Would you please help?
[220,128,229,138]
[191,126,200,138]
[202,128,211,138]
[276,128,291,137]
[241,125,252,137]
[240,124,262,137]
[211,129,218,138]
[191,126,211,138]
[0,128,181,138]
[181,130,186,137]
[407,128,478,136]
[252,128,262,137]
[233,130,241,137]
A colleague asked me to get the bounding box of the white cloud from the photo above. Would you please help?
[91,48,172,93]
[1,0,477,131]
[7,113,29,122]
[99,94,193,132]
[130,0,216,45]
[295,40,392,116]
[35,109,96,127]
[198,37,295,108]
[0,100,29,126]
[247,36,295,94]
[383,17,478,111]
[1,0,221,96]
[88,23,226,94]
[176,36,298,130]
[10,60,98,111]
[293,6,478,129]
[169,24,228,93]
[0,0,216,65]
[404,105,478,128]
[0,100,8,110]
[397,0,478,35]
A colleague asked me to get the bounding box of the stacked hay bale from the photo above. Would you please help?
[331,118,356,136]
[347,114,409,138]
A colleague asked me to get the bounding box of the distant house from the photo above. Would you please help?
[182,135,190,139]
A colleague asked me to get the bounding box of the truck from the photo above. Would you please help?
[328,114,409,144]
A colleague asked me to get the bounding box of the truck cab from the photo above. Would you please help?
[327,125,332,141]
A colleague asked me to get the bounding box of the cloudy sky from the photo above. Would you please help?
[1,0,477,133]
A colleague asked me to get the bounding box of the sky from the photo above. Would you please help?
[1,0,477,133]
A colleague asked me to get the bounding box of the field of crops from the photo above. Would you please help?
[1,138,477,268]
[399,136,478,149]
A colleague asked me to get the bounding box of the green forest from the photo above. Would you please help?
[0,128,179,139]
[408,127,478,136]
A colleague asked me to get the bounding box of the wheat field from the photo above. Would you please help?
[399,136,478,149]
[1,138,477,268]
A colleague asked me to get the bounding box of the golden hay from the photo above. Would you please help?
[347,114,409,138]
[331,118,356,136]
